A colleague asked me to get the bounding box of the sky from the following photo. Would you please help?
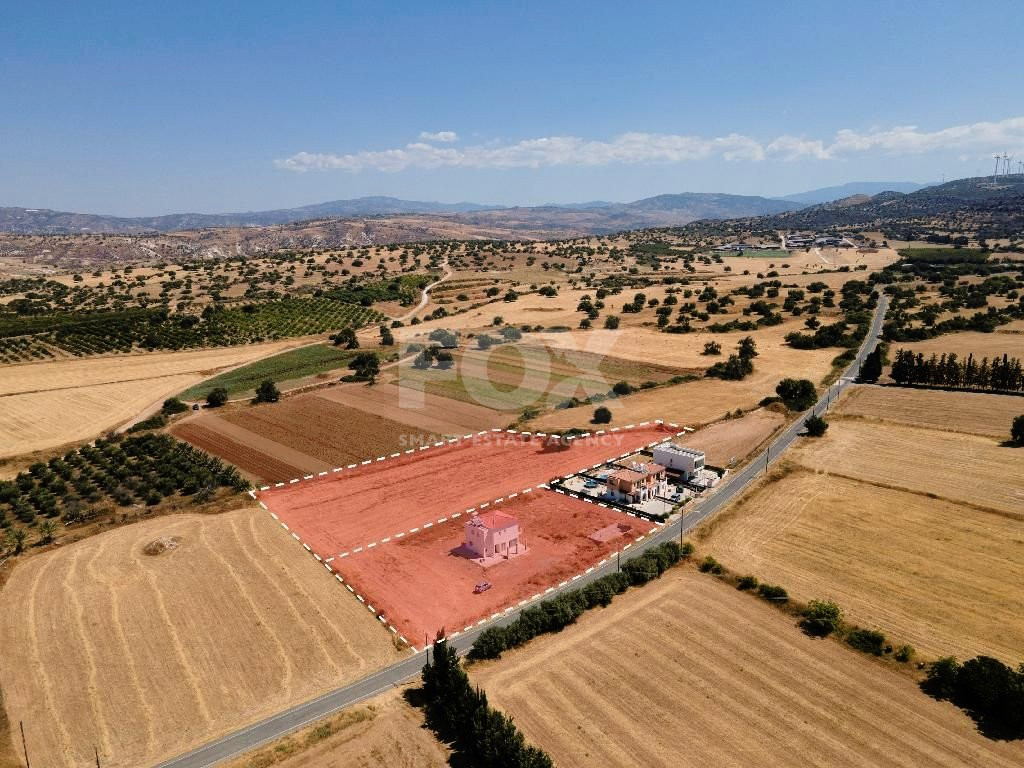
[2,0,1024,215]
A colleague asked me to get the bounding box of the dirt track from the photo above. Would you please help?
[473,570,1024,768]
[0,508,401,768]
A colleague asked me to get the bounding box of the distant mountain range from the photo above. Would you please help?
[0,192,800,236]
[776,181,931,205]
[715,175,1024,239]
[0,181,942,237]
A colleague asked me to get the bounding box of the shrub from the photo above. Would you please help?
[593,406,612,424]
[206,387,229,407]
[612,380,633,396]
[698,555,723,574]
[603,315,620,330]
[736,575,759,591]
[161,397,188,415]
[894,644,915,663]
[801,599,842,637]
[756,583,789,602]
[702,341,722,355]
[804,415,829,437]
[922,656,961,700]
[846,627,886,655]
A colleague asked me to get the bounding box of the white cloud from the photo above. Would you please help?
[418,130,459,143]
[276,116,1024,172]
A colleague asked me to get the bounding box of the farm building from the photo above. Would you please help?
[652,443,705,480]
[606,461,668,504]
[463,511,524,559]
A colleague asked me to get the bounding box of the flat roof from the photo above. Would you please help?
[655,443,705,458]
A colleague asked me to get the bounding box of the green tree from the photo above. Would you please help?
[801,599,842,636]
[859,347,883,382]
[593,406,612,424]
[702,341,722,355]
[334,327,359,349]
[1011,414,1024,445]
[604,315,620,330]
[804,415,829,437]
[737,336,758,360]
[612,381,633,396]
[776,378,817,411]
[349,352,381,383]
[206,387,229,407]
[253,379,280,404]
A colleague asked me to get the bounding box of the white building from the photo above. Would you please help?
[652,444,706,481]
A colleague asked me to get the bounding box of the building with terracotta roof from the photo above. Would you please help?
[463,511,523,559]
[605,461,668,504]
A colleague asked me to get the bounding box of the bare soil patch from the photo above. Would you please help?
[338,490,653,641]
[673,408,785,466]
[472,570,1024,768]
[257,424,674,560]
[0,508,401,768]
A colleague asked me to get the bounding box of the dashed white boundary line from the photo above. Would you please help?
[255,419,681,650]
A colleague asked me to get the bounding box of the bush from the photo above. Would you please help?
[801,599,842,637]
[593,406,612,424]
[206,387,229,407]
[612,380,633,396]
[756,583,789,602]
[894,644,915,663]
[603,315,620,330]
[846,627,886,655]
[161,397,188,415]
[922,656,961,700]
[736,575,759,591]
[804,415,829,437]
[698,555,723,574]
[702,341,722,355]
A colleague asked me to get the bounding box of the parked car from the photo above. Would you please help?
[474,581,492,594]
[584,480,599,489]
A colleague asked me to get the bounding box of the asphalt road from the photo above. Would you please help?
[155,294,889,768]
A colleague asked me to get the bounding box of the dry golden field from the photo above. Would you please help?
[223,689,448,768]
[891,329,1024,364]
[672,407,785,466]
[701,468,1024,660]
[0,508,402,768]
[836,385,1024,439]
[0,341,309,458]
[473,570,1024,768]
[786,418,1023,517]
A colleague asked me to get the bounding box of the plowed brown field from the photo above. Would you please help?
[0,508,401,768]
[473,571,1024,768]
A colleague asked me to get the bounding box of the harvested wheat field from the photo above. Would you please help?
[473,570,1024,768]
[0,508,402,768]
[0,341,305,458]
[700,468,1024,660]
[836,385,1023,439]
[224,689,447,768]
[673,407,785,466]
[786,418,1024,517]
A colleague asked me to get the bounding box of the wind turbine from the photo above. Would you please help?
[994,155,1002,179]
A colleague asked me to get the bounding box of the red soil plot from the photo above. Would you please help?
[257,424,675,560]
[335,490,655,643]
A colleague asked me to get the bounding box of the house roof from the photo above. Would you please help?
[609,462,665,482]
[468,511,518,530]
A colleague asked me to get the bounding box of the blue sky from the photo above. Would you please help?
[2,0,1023,215]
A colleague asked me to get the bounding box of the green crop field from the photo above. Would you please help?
[178,344,364,400]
